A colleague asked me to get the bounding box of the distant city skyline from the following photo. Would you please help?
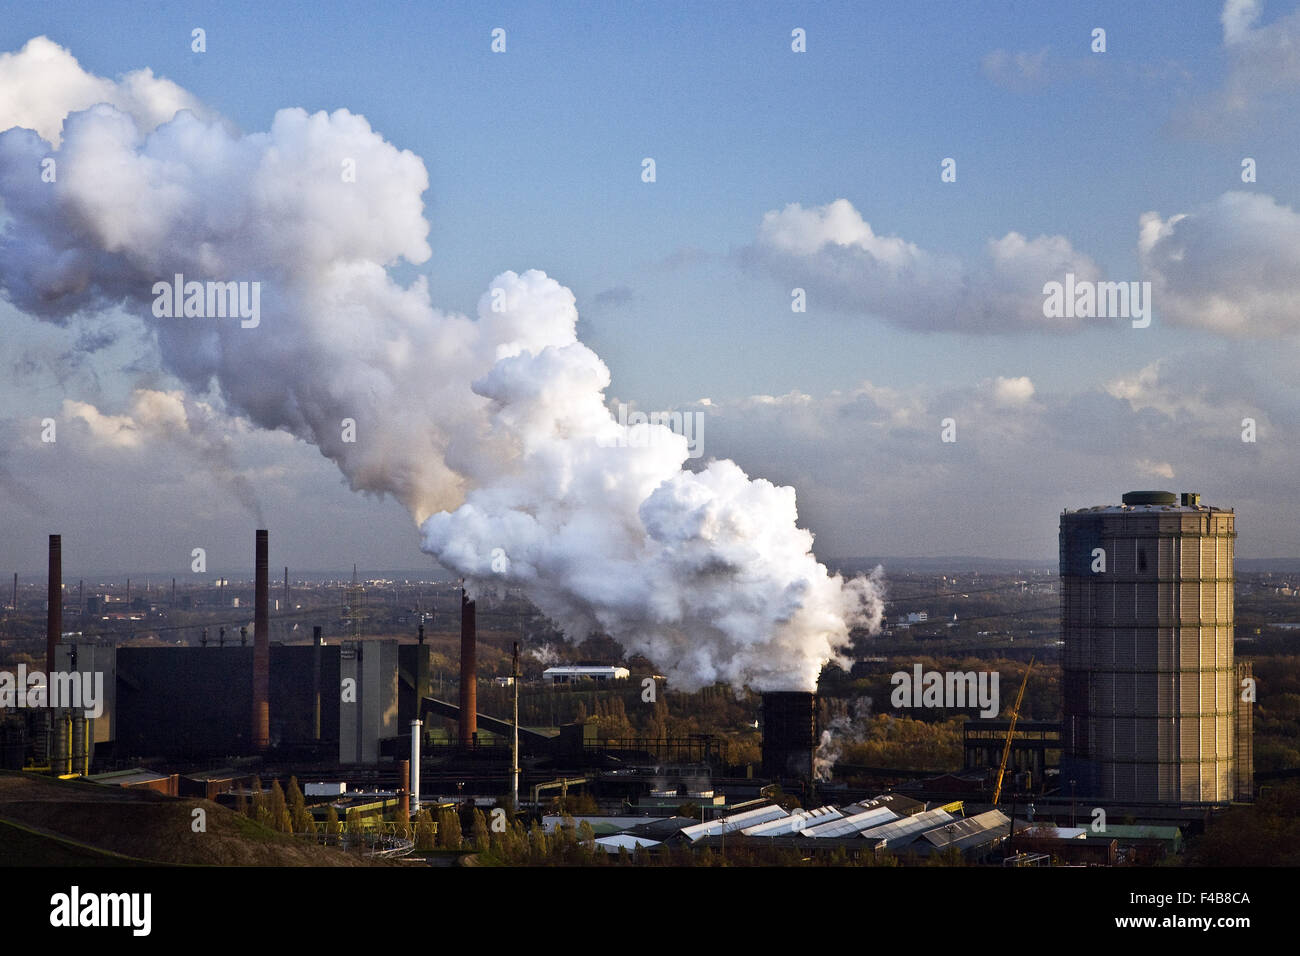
[4,2,1300,574]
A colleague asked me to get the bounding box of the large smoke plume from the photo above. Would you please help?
[0,37,884,691]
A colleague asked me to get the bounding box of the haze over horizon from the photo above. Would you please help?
[4,1,1300,581]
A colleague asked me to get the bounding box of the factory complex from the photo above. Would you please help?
[0,492,1263,866]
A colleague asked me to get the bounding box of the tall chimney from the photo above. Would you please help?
[459,587,477,746]
[252,529,270,750]
[398,758,410,823]
[46,535,61,673]
[761,691,817,782]
[312,625,322,741]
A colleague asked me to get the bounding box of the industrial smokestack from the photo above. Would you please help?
[252,529,270,751]
[312,625,322,741]
[398,758,410,823]
[761,691,817,782]
[459,587,477,747]
[46,535,61,674]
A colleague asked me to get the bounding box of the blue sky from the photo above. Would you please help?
[3,0,1258,401]
[3,1,1300,572]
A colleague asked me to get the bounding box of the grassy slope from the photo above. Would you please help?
[0,772,386,866]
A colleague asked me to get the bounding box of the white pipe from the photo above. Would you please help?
[409,719,422,815]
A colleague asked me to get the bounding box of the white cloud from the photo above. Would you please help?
[679,356,1298,558]
[58,389,265,519]
[990,376,1035,406]
[1223,0,1263,45]
[1139,191,1300,337]
[757,198,922,266]
[0,36,208,147]
[1136,459,1176,480]
[747,199,1103,333]
[1171,1,1300,136]
[762,189,1300,340]
[63,399,142,449]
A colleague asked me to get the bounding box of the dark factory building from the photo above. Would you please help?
[109,640,436,762]
[106,637,434,763]
[114,644,342,759]
[31,528,438,768]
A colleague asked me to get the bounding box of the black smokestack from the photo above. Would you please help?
[312,625,322,741]
[761,691,817,781]
[46,534,61,673]
[459,587,477,746]
[252,529,269,750]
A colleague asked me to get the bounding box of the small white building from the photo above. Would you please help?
[542,665,631,684]
[305,782,347,797]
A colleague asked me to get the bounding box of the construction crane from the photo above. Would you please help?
[992,656,1035,806]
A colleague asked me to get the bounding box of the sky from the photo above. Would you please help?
[2,0,1300,576]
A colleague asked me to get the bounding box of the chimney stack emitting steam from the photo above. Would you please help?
[761,691,818,782]
[0,45,887,698]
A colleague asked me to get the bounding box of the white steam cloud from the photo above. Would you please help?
[63,389,264,521]
[0,37,884,692]
[813,696,873,782]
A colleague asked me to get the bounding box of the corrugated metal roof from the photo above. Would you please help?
[840,793,926,817]
[921,810,1010,849]
[802,805,897,838]
[858,807,956,846]
[621,816,697,840]
[681,804,787,841]
[741,805,843,837]
[594,835,661,853]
